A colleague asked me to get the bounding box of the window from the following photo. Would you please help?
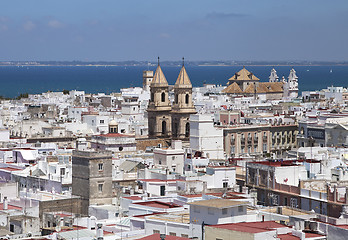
[185,94,189,104]
[185,122,190,137]
[194,206,200,213]
[60,168,65,176]
[162,121,166,134]
[173,122,178,137]
[153,230,160,234]
[169,232,176,236]
[231,146,235,154]
[181,234,189,238]
[175,94,178,104]
[284,197,288,206]
[223,182,228,188]
[160,185,165,196]
[161,92,165,102]
[98,183,103,193]
[238,206,244,212]
[100,120,104,124]
[222,208,228,215]
[208,207,214,215]
[151,93,154,102]
[98,163,103,171]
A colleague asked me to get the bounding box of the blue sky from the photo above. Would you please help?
[0,0,348,61]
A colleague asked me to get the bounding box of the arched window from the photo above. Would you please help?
[151,93,154,102]
[161,92,165,102]
[185,122,190,137]
[175,94,178,104]
[185,94,189,104]
[162,121,166,134]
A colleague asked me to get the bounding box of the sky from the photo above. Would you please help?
[0,0,348,61]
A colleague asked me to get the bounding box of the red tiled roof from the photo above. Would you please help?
[278,233,300,240]
[136,233,190,240]
[56,213,72,217]
[305,232,325,238]
[124,196,142,200]
[179,194,203,198]
[208,221,288,233]
[139,179,184,183]
[0,167,22,171]
[0,203,22,211]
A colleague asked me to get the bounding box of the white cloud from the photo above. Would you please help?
[47,20,64,28]
[23,20,36,31]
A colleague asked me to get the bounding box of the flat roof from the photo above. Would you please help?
[189,199,246,209]
[208,221,288,233]
[147,211,190,224]
[136,233,190,240]
[134,201,181,209]
[249,159,320,167]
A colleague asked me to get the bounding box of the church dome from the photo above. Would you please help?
[109,119,118,126]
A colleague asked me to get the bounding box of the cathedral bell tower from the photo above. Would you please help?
[171,58,196,140]
[147,58,172,138]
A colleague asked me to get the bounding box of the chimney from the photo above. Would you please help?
[96,223,103,240]
[3,197,8,210]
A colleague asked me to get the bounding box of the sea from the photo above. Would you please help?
[0,65,347,98]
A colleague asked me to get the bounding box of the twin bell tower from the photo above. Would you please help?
[147,58,196,140]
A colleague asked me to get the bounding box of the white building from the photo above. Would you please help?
[82,114,109,134]
[190,114,224,160]
[153,140,185,175]
[67,106,88,122]
[189,199,249,237]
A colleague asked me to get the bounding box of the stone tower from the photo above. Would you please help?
[147,59,172,138]
[171,60,196,140]
[72,150,113,215]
